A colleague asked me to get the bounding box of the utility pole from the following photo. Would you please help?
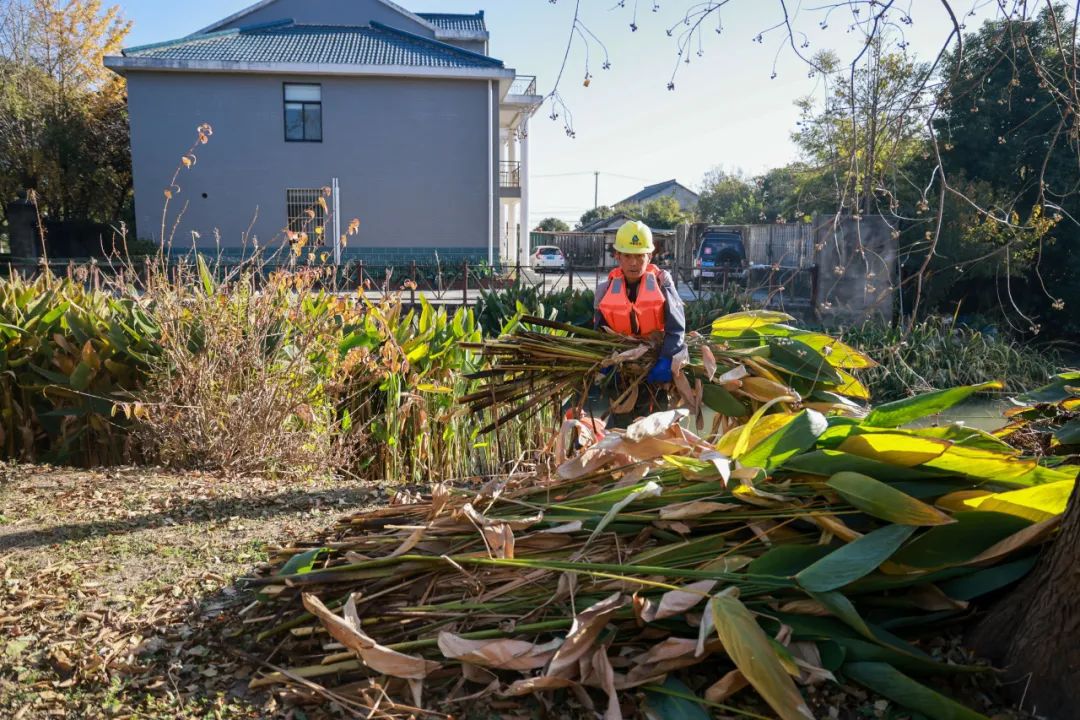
[594,171,599,209]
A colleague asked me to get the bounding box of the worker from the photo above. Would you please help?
[593,220,687,425]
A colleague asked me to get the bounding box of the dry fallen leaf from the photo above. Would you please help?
[437,632,562,671]
[547,593,627,678]
[303,593,440,680]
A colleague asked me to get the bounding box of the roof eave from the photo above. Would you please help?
[103,55,514,80]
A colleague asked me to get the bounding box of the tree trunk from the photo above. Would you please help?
[970,480,1080,717]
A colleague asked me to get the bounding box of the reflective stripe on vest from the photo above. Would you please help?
[598,265,666,337]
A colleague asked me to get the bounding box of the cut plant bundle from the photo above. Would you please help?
[460,310,875,435]
[241,378,1078,719]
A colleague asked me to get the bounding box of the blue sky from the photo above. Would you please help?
[118,0,999,228]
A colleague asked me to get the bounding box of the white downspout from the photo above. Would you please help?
[332,177,341,266]
[518,117,530,268]
[487,80,494,266]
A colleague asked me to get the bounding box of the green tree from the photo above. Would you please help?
[930,6,1078,337]
[696,169,760,224]
[793,46,930,216]
[619,195,690,229]
[577,205,615,228]
[0,0,131,224]
[535,217,570,232]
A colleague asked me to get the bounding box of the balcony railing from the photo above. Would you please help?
[500,161,521,188]
[508,74,537,96]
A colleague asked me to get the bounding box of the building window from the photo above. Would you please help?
[286,188,327,242]
[284,84,322,142]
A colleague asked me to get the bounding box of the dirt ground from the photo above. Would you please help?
[0,463,385,719]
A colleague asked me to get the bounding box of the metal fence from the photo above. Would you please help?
[0,255,821,319]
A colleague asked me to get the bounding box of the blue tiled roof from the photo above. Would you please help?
[122,21,502,68]
[417,12,486,33]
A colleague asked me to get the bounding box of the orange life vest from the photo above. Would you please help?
[598,265,666,337]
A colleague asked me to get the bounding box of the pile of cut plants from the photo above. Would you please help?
[236,312,1078,719]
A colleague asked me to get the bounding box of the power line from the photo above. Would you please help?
[531,171,654,182]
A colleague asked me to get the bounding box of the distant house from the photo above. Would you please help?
[616,179,699,211]
[576,211,637,234]
[104,0,542,265]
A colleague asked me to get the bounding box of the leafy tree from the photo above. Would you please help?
[619,195,690,229]
[535,217,570,232]
[792,46,930,216]
[696,169,760,224]
[931,7,1078,337]
[0,0,131,224]
[577,205,615,228]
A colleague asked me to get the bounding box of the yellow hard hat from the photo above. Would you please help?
[614,220,655,254]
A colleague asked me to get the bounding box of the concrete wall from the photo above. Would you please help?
[814,215,897,325]
[126,71,495,252]
[216,0,434,36]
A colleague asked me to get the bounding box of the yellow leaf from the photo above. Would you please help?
[962,480,1075,522]
[712,311,795,334]
[838,432,949,467]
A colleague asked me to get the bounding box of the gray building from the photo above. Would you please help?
[104,0,542,265]
[616,179,700,212]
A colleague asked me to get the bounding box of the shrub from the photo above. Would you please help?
[133,260,354,476]
[837,316,1061,402]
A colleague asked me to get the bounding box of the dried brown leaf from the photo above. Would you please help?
[659,500,739,520]
[624,409,688,442]
[705,669,749,703]
[303,593,440,680]
[547,593,627,678]
[501,676,578,696]
[701,345,718,381]
[637,580,717,622]
[437,633,561,671]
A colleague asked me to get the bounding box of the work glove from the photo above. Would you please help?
[645,357,673,384]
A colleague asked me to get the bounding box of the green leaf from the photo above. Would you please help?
[843,662,990,720]
[710,593,814,720]
[807,590,874,640]
[936,555,1037,600]
[743,410,825,472]
[197,254,215,296]
[796,524,916,592]
[69,361,94,391]
[701,383,749,417]
[782,449,951,481]
[826,472,955,526]
[792,332,876,369]
[279,548,329,576]
[864,382,1003,427]
[889,511,1032,569]
[739,409,828,471]
[748,545,833,577]
[765,337,843,384]
[1054,417,1080,445]
[1019,371,1080,404]
[711,310,794,334]
[642,677,711,720]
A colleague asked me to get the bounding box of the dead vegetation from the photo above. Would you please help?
[0,464,384,719]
